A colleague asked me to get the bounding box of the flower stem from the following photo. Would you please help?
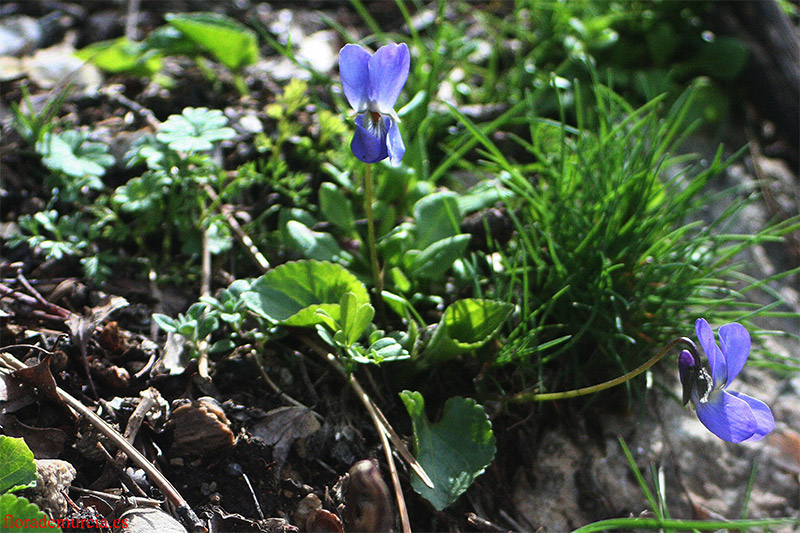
[506,337,698,402]
[363,163,384,318]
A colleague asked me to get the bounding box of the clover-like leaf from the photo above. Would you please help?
[156,107,235,152]
[399,392,495,511]
[37,130,114,180]
[112,172,172,213]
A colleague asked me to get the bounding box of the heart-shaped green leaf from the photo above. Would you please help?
[242,260,369,327]
[399,392,495,511]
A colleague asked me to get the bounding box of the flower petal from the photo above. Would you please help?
[678,350,697,405]
[368,43,410,115]
[386,118,405,166]
[718,322,750,385]
[727,390,774,442]
[696,318,726,386]
[339,44,371,112]
[693,389,757,443]
[351,114,388,164]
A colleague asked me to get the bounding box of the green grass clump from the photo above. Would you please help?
[452,78,799,394]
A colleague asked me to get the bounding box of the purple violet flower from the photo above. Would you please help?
[339,42,409,166]
[678,318,774,443]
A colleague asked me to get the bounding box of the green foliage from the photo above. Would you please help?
[10,83,69,146]
[9,210,90,261]
[242,260,369,327]
[111,171,172,213]
[284,220,352,263]
[5,2,797,527]
[9,105,236,280]
[154,302,219,344]
[74,37,162,76]
[448,78,799,391]
[8,209,113,281]
[407,234,471,280]
[252,79,325,205]
[399,391,496,511]
[373,190,476,289]
[0,436,62,532]
[106,108,234,263]
[412,192,461,250]
[156,107,236,153]
[482,85,712,374]
[0,436,37,494]
[76,12,260,92]
[422,299,513,363]
[315,292,411,366]
[319,182,356,234]
[36,130,114,202]
[0,495,63,532]
[165,13,259,71]
[200,279,252,330]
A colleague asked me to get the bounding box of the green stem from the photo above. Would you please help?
[363,163,384,318]
[507,336,698,403]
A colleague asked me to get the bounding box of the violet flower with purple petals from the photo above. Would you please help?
[339,42,409,166]
[679,318,774,443]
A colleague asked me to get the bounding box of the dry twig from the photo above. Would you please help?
[0,351,207,533]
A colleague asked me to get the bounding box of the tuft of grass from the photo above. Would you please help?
[443,76,799,395]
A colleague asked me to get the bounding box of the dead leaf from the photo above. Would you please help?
[156,331,190,375]
[250,406,321,470]
[67,295,129,352]
[167,398,234,458]
[98,321,125,352]
[0,372,36,413]
[66,295,128,395]
[0,413,67,458]
[12,354,61,404]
